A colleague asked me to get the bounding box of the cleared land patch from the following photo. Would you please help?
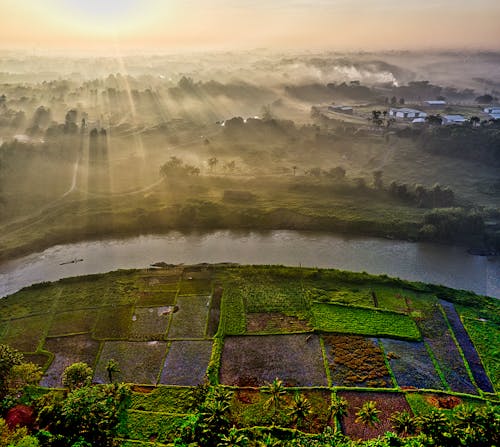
[41,334,100,387]
[323,335,391,388]
[380,338,444,390]
[338,391,412,441]
[160,340,213,385]
[440,300,494,393]
[48,309,96,336]
[312,303,420,340]
[94,341,167,385]
[129,306,172,340]
[417,306,477,394]
[93,306,134,339]
[167,295,210,339]
[246,312,311,333]
[1,315,49,352]
[220,334,327,387]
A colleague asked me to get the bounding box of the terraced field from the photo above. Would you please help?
[1,264,498,445]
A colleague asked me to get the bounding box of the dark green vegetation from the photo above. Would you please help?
[0,264,499,445]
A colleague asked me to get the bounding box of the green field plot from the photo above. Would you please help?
[460,317,499,392]
[94,341,167,385]
[323,335,392,388]
[0,315,49,352]
[48,309,97,336]
[136,290,178,307]
[311,303,421,340]
[0,286,56,320]
[167,295,210,339]
[380,339,444,390]
[220,287,246,335]
[129,387,200,414]
[93,306,134,339]
[130,307,172,340]
[160,340,213,385]
[242,282,308,314]
[41,334,100,387]
[220,334,328,387]
[338,391,412,441]
[230,389,331,432]
[117,410,186,444]
[178,279,212,296]
[56,272,139,311]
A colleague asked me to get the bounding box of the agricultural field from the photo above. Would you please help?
[0,264,498,445]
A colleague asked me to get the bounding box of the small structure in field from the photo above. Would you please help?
[442,114,467,125]
[412,117,426,124]
[389,108,427,120]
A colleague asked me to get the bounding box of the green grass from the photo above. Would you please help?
[48,309,97,336]
[118,410,187,444]
[220,286,246,335]
[311,303,421,340]
[129,387,200,414]
[94,306,134,339]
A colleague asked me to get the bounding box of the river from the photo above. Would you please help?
[0,230,498,298]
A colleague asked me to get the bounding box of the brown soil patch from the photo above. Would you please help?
[338,391,412,441]
[426,395,462,409]
[246,313,311,333]
[220,334,328,387]
[324,335,391,387]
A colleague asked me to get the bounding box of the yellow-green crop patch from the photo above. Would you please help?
[311,302,421,340]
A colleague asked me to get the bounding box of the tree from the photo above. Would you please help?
[208,157,218,172]
[328,396,348,433]
[391,410,417,435]
[217,426,249,447]
[262,378,286,418]
[475,94,494,104]
[469,116,481,127]
[288,393,312,428]
[105,359,120,384]
[7,363,42,392]
[426,114,443,126]
[62,363,93,391]
[399,97,405,105]
[418,410,454,446]
[0,344,24,397]
[61,383,130,446]
[355,401,380,428]
[292,165,297,176]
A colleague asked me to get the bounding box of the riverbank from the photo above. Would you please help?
[0,185,490,265]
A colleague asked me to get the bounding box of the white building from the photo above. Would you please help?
[425,100,446,107]
[442,115,467,125]
[389,108,427,120]
[483,107,500,114]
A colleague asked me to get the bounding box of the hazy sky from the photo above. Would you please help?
[2,0,500,52]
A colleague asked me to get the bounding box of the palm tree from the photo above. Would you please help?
[262,378,286,418]
[288,393,312,429]
[355,401,380,428]
[292,166,297,176]
[391,410,417,436]
[418,410,452,445]
[105,359,120,383]
[218,426,249,446]
[328,396,348,433]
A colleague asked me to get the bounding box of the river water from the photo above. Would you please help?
[0,230,498,298]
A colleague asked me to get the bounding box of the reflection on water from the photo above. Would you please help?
[0,230,498,298]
